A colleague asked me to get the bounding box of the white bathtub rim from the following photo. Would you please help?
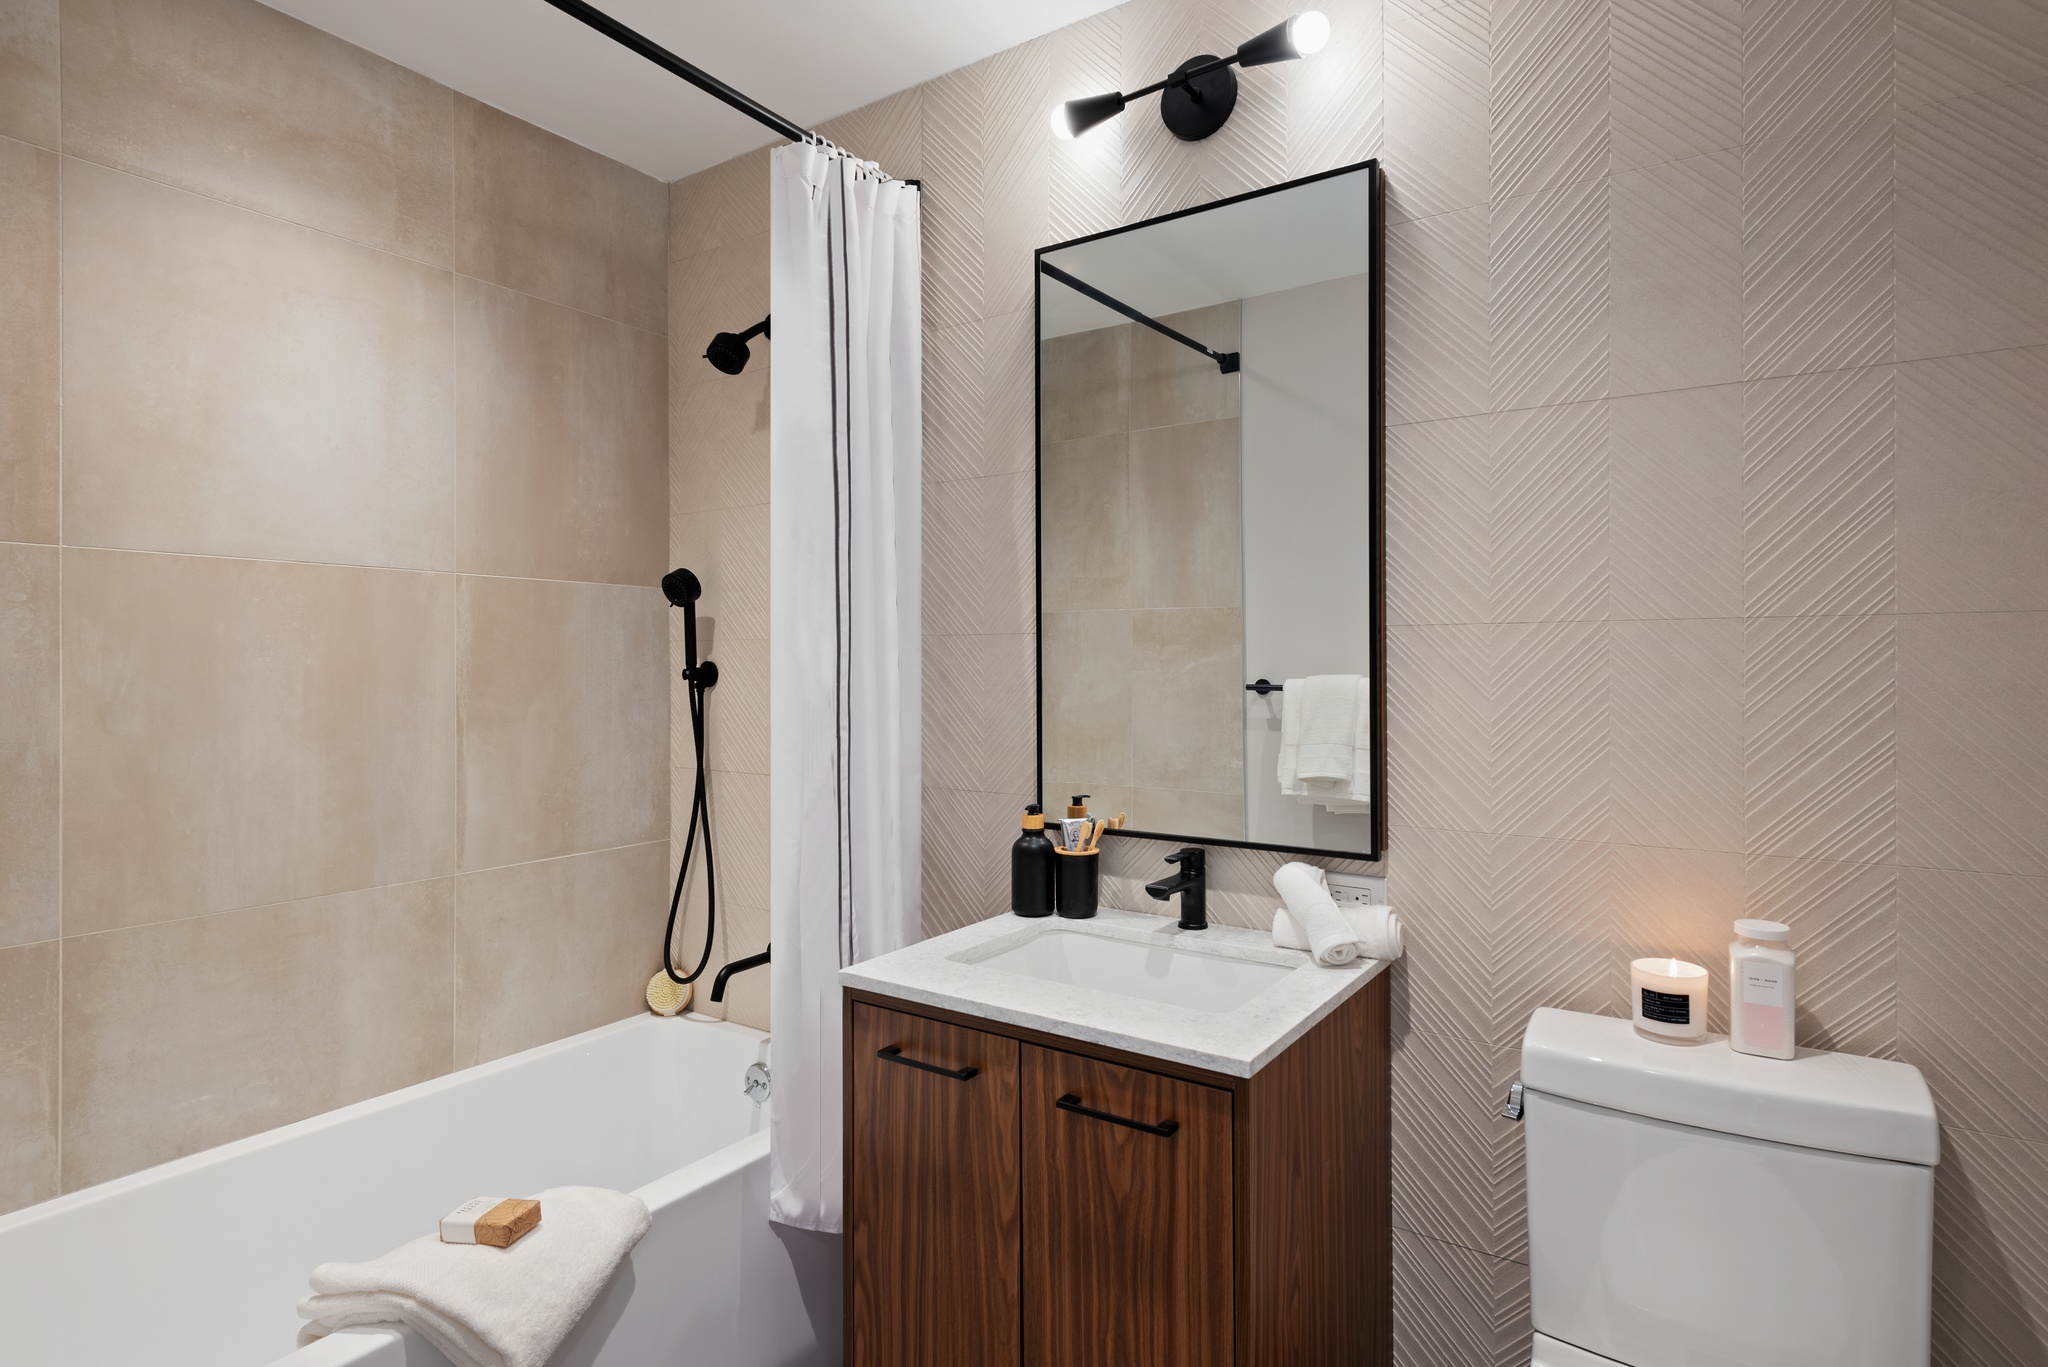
[0,1010,766,1238]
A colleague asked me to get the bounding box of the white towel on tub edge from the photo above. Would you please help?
[298,1185,651,1367]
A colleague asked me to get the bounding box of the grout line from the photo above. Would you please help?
[55,841,672,946]
[48,541,666,593]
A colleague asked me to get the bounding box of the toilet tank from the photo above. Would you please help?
[1521,1009,1939,1367]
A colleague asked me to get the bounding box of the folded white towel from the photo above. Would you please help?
[299,1186,651,1367]
[1273,862,1360,967]
[1272,904,1403,962]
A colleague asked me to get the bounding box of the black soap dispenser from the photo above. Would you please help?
[1011,804,1056,917]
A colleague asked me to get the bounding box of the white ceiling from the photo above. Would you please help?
[257,0,1122,182]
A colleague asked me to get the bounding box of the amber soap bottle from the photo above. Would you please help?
[1011,804,1056,917]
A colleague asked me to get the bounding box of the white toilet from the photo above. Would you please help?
[1518,1008,1940,1367]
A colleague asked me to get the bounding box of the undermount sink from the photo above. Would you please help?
[970,925,1296,1013]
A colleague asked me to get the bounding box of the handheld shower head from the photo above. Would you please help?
[704,316,770,375]
[661,567,702,607]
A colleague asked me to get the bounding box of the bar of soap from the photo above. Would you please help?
[439,1196,542,1248]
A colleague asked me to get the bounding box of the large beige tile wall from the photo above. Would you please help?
[0,0,670,1215]
[1042,304,1250,838]
[668,0,2048,1359]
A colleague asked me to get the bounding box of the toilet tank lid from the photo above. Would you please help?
[1521,1009,1940,1166]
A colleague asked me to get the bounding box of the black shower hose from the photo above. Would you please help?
[660,668,716,984]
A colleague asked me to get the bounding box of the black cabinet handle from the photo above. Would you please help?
[1056,1093,1180,1137]
[877,1044,979,1082]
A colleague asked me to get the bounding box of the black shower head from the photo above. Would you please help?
[662,568,703,607]
[704,315,770,375]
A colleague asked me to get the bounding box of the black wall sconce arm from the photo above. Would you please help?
[1039,261,1240,374]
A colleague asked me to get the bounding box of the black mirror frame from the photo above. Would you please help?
[1032,158,1386,863]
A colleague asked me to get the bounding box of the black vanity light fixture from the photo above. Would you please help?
[1051,11,1329,142]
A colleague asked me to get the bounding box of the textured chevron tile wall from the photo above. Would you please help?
[668,0,2048,1359]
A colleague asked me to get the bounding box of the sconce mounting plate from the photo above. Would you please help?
[1159,55,1239,141]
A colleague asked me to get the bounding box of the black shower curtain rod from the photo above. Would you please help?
[540,0,918,185]
[1039,260,1241,374]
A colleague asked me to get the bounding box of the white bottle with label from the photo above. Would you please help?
[1728,919,1797,1059]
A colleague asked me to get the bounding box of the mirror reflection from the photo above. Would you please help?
[1036,162,1384,860]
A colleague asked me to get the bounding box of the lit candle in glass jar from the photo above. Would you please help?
[1631,958,1708,1041]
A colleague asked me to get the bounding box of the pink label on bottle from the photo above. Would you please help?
[1743,1002,1785,1050]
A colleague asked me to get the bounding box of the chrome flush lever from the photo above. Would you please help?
[1499,1080,1525,1121]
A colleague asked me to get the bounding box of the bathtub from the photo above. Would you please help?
[0,1014,840,1367]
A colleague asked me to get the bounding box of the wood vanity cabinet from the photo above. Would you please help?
[845,974,1390,1367]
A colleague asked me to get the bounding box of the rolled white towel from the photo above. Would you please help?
[298,1186,651,1367]
[1271,904,1403,962]
[1273,861,1359,967]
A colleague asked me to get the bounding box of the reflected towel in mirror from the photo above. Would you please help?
[1277,675,1371,813]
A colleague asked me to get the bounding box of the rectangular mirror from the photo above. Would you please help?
[1035,161,1384,862]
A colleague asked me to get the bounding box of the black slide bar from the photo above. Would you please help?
[1039,260,1241,374]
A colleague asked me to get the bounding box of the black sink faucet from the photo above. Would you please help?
[1145,848,1208,930]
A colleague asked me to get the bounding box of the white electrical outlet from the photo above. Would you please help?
[1324,871,1387,907]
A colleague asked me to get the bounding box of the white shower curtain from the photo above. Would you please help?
[767,140,921,1233]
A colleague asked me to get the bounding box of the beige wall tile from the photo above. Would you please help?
[1128,786,1246,842]
[1130,418,1244,610]
[1609,617,1744,853]
[1898,611,2048,879]
[1387,416,1490,628]
[1039,324,1130,442]
[453,842,664,1067]
[1040,434,1130,611]
[457,278,666,585]
[0,134,57,544]
[458,576,667,871]
[1393,1028,1526,1260]
[923,631,1035,796]
[1042,610,1132,789]
[1608,150,1743,397]
[1129,303,1241,432]
[0,939,58,1215]
[60,0,453,263]
[715,899,772,1032]
[1610,385,1743,621]
[1900,866,2048,1143]
[1743,613,1895,865]
[62,161,455,569]
[0,0,58,149]
[1931,1126,2048,1367]
[670,363,769,515]
[0,544,57,948]
[1896,80,2048,362]
[1896,346,2048,614]
[454,95,666,334]
[1130,606,1244,796]
[1382,0,1490,223]
[1392,1227,1530,1367]
[61,880,454,1191]
[62,549,456,933]
[669,146,769,263]
[926,469,1035,637]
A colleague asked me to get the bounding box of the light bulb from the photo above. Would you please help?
[1290,10,1330,55]
[1049,103,1075,139]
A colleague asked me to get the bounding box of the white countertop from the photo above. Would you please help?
[839,907,1389,1078]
